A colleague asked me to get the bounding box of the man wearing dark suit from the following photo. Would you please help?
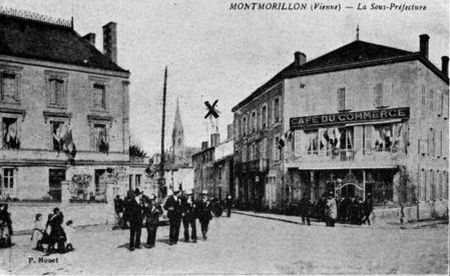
[197,190,213,240]
[181,192,197,243]
[125,189,144,251]
[143,194,163,248]
[164,188,183,245]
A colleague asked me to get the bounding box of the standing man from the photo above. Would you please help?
[325,192,337,227]
[197,190,213,240]
[181,191,197,243]
[126,189,144,251]
[143,194,162,248]
[362,194,373,225]
[164,187,183,245]
[299,196,312,226]
[225,194,233,218]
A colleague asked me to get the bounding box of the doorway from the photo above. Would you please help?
[49,169,65,201]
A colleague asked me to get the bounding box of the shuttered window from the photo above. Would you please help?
[337,88,345,111]
[429,89,434,111]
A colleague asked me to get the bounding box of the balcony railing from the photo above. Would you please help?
[238,158,269,173]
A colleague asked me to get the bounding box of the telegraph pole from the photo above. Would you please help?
[159,67,168,197]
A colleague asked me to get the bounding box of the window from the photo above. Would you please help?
[1,71,19,103]
[261,104,267,129]
[251,111,257,132]
[49,78,65,106]
[421,85,426,106]
[135,175,141,188]
[2,168,14,189]
[242,116,247,136]
[428,128,435,156]
[241,145,247,162]
[261,138,267,159]
[430,170,435,200]
[337,88,346,111]
[94,124,109,153]
[273,98,280,123]
[51,121,66,151]
[305,130,319,155]
[444,92,449,119]
[2,117,20,149]
[273,136,281,160]
[374,83,383,108]
[437,90,443,116]
[93,83,106,110]
[234,119,239,139]
[367,123,405,153]
[429,89,434,111]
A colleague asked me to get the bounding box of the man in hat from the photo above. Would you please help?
[197,190,213,240]
[164,187,183,245]
[181,191,197,242]
[325,192,337,227]
[127,189,144,251]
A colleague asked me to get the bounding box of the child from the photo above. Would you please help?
[64,220,75,252]
[31,213,44,251]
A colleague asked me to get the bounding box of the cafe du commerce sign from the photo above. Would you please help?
[290,107,410,129]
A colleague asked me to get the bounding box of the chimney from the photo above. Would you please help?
[201,141,208,150]
[103,22,117,63]
[419,34,429,59]
[82,33,96,47]
[210,133,220,147]
[441,56,449,76]
[227,124,234,140]
[294,51,307,67]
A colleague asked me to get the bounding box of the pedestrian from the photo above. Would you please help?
[197,190,213,240]
[31,213,44,251]
[325,192,337,227]
[164,187,183,245]
[181,192,197,243]
[125,189,144,251]
[113,195,124,230]
[64,220,75,251]
[361,194,373,225]
[225,194,233,217]
[143,194,162,248]
[0,203,13,248]
[47,208,66,254]
[299,196,312,225]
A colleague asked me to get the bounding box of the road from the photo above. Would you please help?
[0,213,448,274]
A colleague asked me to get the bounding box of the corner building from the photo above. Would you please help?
[233,34,449,217]
[0,11,130,202]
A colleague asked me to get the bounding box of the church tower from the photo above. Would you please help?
[172,97,185,166]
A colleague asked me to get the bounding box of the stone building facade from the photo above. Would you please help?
[232,34,448,216]
[0,11,130,202]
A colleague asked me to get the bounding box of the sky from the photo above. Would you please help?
[1,0,448,155]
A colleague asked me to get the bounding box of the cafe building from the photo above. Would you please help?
[284,35,448,214]
[233,33,448,218]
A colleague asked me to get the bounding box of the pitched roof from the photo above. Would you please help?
[0,13,128,73]
[232,40,448,112]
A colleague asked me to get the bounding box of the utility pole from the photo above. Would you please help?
[159,67,168,198]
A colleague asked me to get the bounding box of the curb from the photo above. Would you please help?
[232,211,448,230]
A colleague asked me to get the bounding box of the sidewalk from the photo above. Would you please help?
[233,210,448,230]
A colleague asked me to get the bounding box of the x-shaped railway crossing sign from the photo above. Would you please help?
[204,100,220,119]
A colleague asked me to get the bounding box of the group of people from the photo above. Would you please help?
[30,207,75,254]
[115,187,229,251]
[298,192,373,227]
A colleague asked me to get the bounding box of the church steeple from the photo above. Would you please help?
[172,97,185,165]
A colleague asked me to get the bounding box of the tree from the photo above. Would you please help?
[129,144,147,158]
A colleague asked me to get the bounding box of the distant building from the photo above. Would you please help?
[232,34,448,216]
[0,10,130,202]
[192,125,234,200]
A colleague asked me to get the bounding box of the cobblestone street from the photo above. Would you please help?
[0,213,448,275]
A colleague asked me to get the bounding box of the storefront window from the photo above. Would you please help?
[305,130,318,154]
